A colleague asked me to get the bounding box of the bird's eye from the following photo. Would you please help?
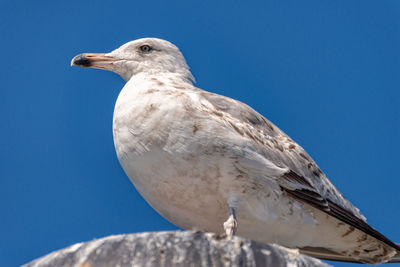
[140,45,152,53]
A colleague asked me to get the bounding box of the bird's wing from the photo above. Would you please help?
[199,90,347,205]
[200,90,400,251]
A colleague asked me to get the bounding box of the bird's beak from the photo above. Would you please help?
[71,53,116,70]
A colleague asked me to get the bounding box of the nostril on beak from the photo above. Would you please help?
[71,54,92,67]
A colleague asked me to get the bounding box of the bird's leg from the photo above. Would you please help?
[223,207,237,237]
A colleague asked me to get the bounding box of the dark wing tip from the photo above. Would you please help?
[280,171,400,252]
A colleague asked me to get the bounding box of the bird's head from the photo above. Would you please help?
[71,38,194,83]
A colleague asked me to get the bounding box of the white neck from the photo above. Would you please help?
[127,71,195,88]
[118,63,196,84]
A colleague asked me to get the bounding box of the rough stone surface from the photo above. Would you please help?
[23,231,331,267]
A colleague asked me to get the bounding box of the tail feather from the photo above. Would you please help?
[300,245,400,265]
[300,247,362,263]
[388,247,400,263]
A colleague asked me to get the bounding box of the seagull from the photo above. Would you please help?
[71,38,400,264]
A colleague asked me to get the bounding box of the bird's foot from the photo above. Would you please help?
[223,207,237,237]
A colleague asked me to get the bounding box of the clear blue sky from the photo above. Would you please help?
[1,1,399,266]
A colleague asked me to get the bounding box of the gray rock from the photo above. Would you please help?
[23,231,331,267]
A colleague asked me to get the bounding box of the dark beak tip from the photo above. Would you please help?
[71,54,92,67]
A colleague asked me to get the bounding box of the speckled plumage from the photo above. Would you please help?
[72,38,399,264]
